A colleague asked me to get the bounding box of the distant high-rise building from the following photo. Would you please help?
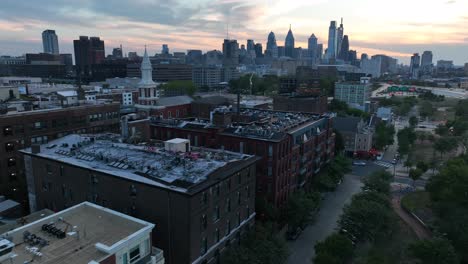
[348,50,357,62]
[337,18,344,55]
[361,53,368,60]
[73,36,105,77]
[222,39,239,67]
[162,44,169,55]
[247,39,255,52]
[317,44,323,63]
[410,53,421,78]
[308,34,318,64]
[338,35,350,61]
[285,25,295,58]
[254,43,263,58]
[128,51,138,60]
[42,29,59,54]
[326,21,338,60]
[420,51,433,75]
[421,51,433,67]
[266,31,278,58]
[277,46,285,57]
[187,50,203,65]
[112,46,123,58]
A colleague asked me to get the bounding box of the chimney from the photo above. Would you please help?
[31,144,41,154]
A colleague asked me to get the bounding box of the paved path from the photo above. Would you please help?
[286,174,363,264]
[391,197,432,240]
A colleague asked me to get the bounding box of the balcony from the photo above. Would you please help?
[148,247,165,264]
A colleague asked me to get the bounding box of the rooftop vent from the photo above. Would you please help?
[164,138,190,153]
[0,238,15,262]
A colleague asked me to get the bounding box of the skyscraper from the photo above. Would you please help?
[326,21,337,60]
[247,39,255,52]
[222,39,239,66]
[162,44,169,55]
[308,34,318,64]
[73,36,105,77]
[410,53,421,78]
[254,43,263,58]
[337,18,344,55]
[317,44,323,63]
[112,46,123,58]
[421,51,433,75]
[42,29,59,54]
[338,35,349,61]
[266,31,278,58]
[421,51,433,67]
[285,25,295,58]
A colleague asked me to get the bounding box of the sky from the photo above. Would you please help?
[0,0,467,65]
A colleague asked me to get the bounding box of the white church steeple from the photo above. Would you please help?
[138,46,159,105]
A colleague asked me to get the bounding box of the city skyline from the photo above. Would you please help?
[0,0,467,64]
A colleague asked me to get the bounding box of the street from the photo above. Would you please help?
[286,174,363,264]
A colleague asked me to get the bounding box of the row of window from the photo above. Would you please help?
[200,172,252,206]
[200,206,251,256]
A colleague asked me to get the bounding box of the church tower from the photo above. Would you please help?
[138,46,159,105]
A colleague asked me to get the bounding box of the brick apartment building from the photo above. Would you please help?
[0,103,120,203]
[150,108,335,208]
[21,134,257,264]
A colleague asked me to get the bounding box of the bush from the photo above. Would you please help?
[314,233,354,264]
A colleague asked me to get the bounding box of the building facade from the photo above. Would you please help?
[0,103,120,204]
[21,134,257,264]
[150,109,335,208]
[42,29,59,55]
[334,77,371,107]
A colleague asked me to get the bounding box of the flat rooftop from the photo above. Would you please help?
[21,134,253,193]
[151,108,326,141]
[0,202,153,264]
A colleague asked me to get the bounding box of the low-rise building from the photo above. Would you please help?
[334,77,371,109]
[0,102,120,203]
[21,134,257,264]
[273,95,328,114]
[333,116,373,154]
[0,201,164,264]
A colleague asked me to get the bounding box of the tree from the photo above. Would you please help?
[316,155,351,191]
[374,123,395,150]
[419,101,435,118]
[404,159,413,172]
[222,223,289,264]
[361,171,393,195]
[314,233,353,264]
[285,191,320,230]
[408,238,458,264]
[409,116,418,128]
[409,168,423,187]
[433,137,458,158]
[435,124,449,136]
[161,80,198,96]
[333,129,345,155]
[416,161,428,173]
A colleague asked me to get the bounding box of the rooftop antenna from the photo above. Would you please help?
[226,22,229,40]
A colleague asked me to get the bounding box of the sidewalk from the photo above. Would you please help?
[391,197,432,240]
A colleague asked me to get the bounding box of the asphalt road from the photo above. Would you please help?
[286,174,363,264]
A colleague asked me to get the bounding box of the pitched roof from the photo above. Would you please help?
[332,116,361,133]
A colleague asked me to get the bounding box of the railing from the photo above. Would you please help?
[149,247,165,264]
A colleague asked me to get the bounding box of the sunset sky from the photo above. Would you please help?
[0,0,467,64]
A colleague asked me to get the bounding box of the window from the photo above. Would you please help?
[129,245,140,263]
[32,121,47,130]
[46,164,52,174]
[268,145,273,157]
[200,237,207,255]
[225,198,231,213]
[201,214,207,231]
[237,172,241,184]
[237,212,241,227]
[130,185,137,197]
[213,205,220,222]
[214,184,220,198]
[246,206,250,219]
[246,186,250,198]
[225,179,231,191]
[237,191,241,205]
[7,157,16,167]
[226,220,231,236]
[3,126,13,136]
[214,228,220,243]
[5,142,14,152]
[201,191,208,205]
[9,172,17,181]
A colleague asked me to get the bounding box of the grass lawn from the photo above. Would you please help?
[409,142,435,163]
[352,217,418,264]
[401,191,431,212]
[432,108,455,122]
[401,191,434,226]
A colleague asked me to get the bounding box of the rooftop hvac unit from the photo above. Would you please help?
[0,238,15,262]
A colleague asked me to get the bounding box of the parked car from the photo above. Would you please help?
[391,159,397,165]
[352,160,367,166]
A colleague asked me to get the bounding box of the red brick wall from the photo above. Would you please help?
[99,254,116,264]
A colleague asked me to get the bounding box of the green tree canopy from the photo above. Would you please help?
[314,233,354,264]
[408,238,459,264]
